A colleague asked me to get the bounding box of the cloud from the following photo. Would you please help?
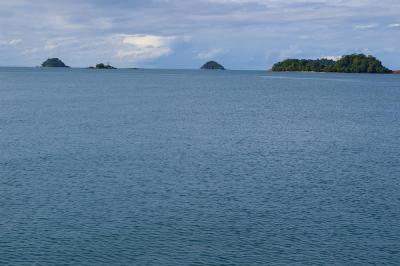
[43,37,79,51]
[0,0,400,69]
[0,39,22,46]
[44,42,59,50]
[115,34,176,62]
[278,45,303,60]
[196,48,224,59]
[354,24,379,30]
[321,55,342,61]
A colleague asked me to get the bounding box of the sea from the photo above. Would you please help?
[1,67,400,265]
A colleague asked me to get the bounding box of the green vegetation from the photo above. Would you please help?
[272,58,335,72]
[272,54,392,73]
[201,61,225,70]
[89,63,116,69]
[41,58,68,67]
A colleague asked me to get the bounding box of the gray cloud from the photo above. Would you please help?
[0,0,399,69]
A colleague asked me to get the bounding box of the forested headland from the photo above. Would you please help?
[272,54,392,73]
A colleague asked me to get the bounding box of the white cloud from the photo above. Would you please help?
[44,42,59,50]
[197,48,224,60]
[1,0,400,68]
[43,37,78,51]
[9,39,22,45]
[321,55,342,61]
[115,34,176,62]
[0,39,22,46]
[354,24,378,30]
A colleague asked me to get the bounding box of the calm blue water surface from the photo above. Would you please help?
[1,68,400,265]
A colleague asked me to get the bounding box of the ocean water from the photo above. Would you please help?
[1,67,400,265]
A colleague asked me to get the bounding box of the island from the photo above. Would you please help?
[201,61,225,70]
[41,58,69,67]
[271,54,392,73]
[393,70,400,74]
[88,63,116,69]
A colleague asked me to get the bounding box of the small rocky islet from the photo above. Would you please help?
[88,63,116,69]
[41,58,69,67]
[201,61,225,70]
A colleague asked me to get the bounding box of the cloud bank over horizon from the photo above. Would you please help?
[0,0,399,69]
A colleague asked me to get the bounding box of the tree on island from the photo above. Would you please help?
[41,58,69,67]
[331,54,391,73]
[272,54,392,73]
[89,63,116,69]
[201,61,225,70]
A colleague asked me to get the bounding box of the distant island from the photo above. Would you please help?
[41,58,69,67]
[201,61,225,70]
[34,55,398,72]
[89,63,116,69]
[272,54,392,73]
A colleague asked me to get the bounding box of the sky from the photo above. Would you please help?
[0,0,399,70]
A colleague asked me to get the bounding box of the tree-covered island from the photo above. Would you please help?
[41,58,69,67]
[272,54,392,73]
[88,63,116,69]
[201,61,225,70]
